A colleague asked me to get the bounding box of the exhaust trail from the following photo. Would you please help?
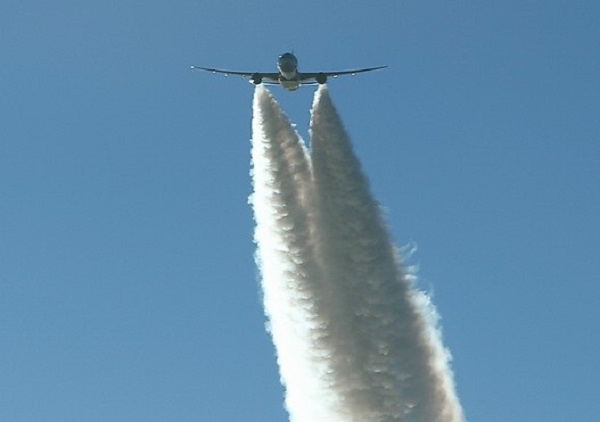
[309,85,465,422]
[250,86,342,421]
[250,84,465,422]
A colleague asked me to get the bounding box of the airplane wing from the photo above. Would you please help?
[299,66,387,82]
[190,66,280,82]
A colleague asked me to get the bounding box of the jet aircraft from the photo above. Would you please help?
[191,52,387,91]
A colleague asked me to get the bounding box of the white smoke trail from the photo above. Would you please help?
[251,84,465,422]
[250,86,343,421]
[309,85,465,422]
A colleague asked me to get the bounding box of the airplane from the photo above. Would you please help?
[191,52,387,91]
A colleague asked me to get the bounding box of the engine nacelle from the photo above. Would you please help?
[316,73,327,84]
[251,73,263,84]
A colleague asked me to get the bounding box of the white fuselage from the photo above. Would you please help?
[277,53,300,91]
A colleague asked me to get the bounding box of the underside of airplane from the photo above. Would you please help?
[191,52,386,91]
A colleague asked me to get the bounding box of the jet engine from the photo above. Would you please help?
[251,73,263,84]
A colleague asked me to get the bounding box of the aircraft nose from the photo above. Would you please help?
[278,54,297,73]
[279,62,295,73]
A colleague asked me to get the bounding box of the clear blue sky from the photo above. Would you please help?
[1,1,598,421]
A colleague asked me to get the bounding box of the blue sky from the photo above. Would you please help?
[1,1,598,421]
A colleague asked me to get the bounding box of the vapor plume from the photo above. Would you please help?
[250,86,340,421]
[250,85,465,422]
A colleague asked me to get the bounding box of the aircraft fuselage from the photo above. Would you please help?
[277,53,301,91]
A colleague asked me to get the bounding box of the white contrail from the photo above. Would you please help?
[251,84,465,422]
[250,86,343,421]
[309,85,465,422]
